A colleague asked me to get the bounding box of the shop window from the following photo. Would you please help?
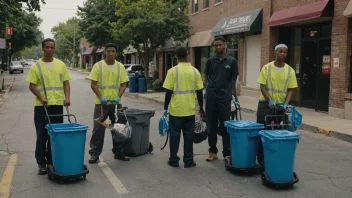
[192,0,198,13]
[226,35,240,60]
[321,24,332,38]
[203,0,209,8]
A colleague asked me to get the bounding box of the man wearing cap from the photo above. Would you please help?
[256,44,298,167]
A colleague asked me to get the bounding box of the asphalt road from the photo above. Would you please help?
[0,68,351,198]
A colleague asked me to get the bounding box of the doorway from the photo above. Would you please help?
[301,39,331,111]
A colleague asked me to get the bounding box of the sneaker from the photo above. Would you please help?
[89,154,99,164]
[206,153,218,162]
[114,154,130,161]
[38,164,47,175]
[167,161,179,168]
[184,162,196,168]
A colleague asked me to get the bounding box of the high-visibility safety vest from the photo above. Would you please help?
[162,62,204,117]
[258,62,297,104]
[25,59,71,106]
[88,60,129,104]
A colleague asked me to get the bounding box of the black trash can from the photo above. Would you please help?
[117,108,155,156]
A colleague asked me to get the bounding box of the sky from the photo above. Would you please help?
[35,0,85,38]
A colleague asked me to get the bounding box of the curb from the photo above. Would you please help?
[125,92,352,144]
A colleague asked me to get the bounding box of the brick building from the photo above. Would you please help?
[185,0,352,119]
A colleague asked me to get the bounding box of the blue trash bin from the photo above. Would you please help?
[46,123,89,175]
[138,77,147,92]
[259,130,300,183]
[129,76,137,93]
[224,120,264,168]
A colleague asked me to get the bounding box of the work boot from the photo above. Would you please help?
[114,154,130,161]
[184,162,196,168]
[89,154,99,164]
[206,153,218,162]
[167,161,179,168]
[38,164,47,175]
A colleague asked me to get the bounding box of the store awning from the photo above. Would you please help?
[95,47,105,53]
[188,30,213,47]
[344,0,352,17]
[83,47,94,55]
[211,8,263,36]
[268,0,332,27]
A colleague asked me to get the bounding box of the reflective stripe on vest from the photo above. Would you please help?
[267,63,291,94]
[173,67,197,94]
[98,61,121,89]
[35,62,63,95]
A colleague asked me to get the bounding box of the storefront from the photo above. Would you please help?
[269,0,333,111]
[211,8,263,90]
[343,0,352,119]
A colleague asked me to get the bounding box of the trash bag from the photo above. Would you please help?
[158,115,169,136]
[193,118,207,144]
[288,106,302,132]
[111,123,132,142]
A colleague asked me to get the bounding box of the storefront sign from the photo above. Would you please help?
[322,55,331,75]
[333,58,340,68]
[212,8,262,36]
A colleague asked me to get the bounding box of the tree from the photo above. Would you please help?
[77,0,119,48]
[111,0,190,76]
[51,17,82,65]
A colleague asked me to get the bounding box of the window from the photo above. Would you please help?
[192,0,198,13]
[203,0,209,8]
[215,0,223,4]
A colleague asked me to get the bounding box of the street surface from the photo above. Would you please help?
[0,68,351,198]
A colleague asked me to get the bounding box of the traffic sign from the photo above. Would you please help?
[6,27,13,36]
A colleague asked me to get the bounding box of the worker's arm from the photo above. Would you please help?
[196,90,204,117]
[63,80,70,106]
[285,88,295,104]
[91,80,102,99]
[29,83,47,105]
[118,82,128,98]
[232,76,238,101]
[164,89,173,110]
[260,84,272,101]
[231,59,239,101]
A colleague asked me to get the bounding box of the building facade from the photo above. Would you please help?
[188,0,352,119]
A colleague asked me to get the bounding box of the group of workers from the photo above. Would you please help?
[26,35,297,175]
[163,36,297,168]
[26,39,130,175]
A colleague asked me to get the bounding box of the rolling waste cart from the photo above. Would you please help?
[117,107,155,156]
[224,120,264,173]
[45,106,89,182]
[259,105,300,188]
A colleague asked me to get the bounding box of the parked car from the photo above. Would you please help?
[124,64,145,76]
[9,61,24,74]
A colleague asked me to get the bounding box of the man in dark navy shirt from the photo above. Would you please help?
[204,36,239,162]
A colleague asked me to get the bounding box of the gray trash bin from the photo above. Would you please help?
[117,108,155,156]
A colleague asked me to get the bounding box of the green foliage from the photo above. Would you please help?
[51,17,82,62]
[77,0,119,48]
[111,0,190,75]
[152,79,163,92]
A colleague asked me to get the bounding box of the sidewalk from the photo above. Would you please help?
[123,90,352,143]
[70,67,352,143]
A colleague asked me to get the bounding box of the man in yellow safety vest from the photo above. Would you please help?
[163,46,204,168]
[26,38,71,175]
[256,44,298,168]
[88,43,129,164]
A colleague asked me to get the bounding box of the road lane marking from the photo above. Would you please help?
[0,153,18,198]
[98,157,128,195]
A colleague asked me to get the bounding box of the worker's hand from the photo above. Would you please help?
[282,102,288,110]
[234,99,240,107]
[268,100,276,109]
[163,109,168,117]
[100,96,107,105]
[39,97,48,106]
[64,99,71,107]
[113,97,121,104]
[199,108,205,118]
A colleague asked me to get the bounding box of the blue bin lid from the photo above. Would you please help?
[224,120,264,130]
[45,123,89,133]
[259,130,300,141]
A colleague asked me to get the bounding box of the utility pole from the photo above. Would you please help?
[73,27,76,67]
